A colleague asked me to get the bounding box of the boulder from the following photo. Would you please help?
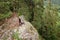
[0,15,40,40]
[13,15,40,40]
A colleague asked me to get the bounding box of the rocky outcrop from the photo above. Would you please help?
[13,15,40,40]
[0,15,40,40]
[0,13,19,40]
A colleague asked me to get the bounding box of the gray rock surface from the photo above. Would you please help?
[0,15,40,40]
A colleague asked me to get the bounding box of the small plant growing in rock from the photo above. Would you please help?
[12,31,22,40]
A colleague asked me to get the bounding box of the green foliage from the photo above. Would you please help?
[0,0,60,40]
[0,12,12,20]
[12,31,22,40]
[32,0,44,31]
[0,2,10,20]
[0,2,9,14]
[56,20,60,40]
[0,0,20,20]
[9,0,21,12]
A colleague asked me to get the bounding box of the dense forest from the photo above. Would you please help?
[0,0,60,40]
